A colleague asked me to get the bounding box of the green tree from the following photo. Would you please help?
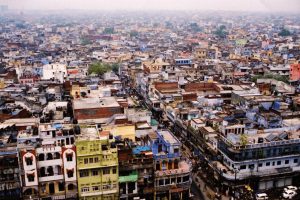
[279,28,291,36]
[88,62,111,76]
[130,31,139,38]
[111,63,120,74]
[103,27,115,34]
[81,37,92,45]
[214,25,228,38]
[190,23,202,32]
[240,134,248,147]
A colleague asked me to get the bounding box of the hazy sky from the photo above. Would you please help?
[1,0,300,12]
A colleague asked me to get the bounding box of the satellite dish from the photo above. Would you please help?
[251,83,255,87]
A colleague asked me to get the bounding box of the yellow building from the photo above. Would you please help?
[76,126,119,200]
[0,78,5,89]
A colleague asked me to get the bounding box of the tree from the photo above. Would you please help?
[190,23,202,32]
[88,62,111,76]
[214,25,228,38]
[81,37,92,45]
[129,31,139,38]
[103,27,115,34]
[111,63,120,74]
[240,134,248,147]
[279,28,291,36]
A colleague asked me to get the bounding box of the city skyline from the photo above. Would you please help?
[1,0,300,12]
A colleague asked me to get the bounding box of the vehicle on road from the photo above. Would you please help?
[284,186,298,192]
[256,193,269,200]
[282,190,297,199]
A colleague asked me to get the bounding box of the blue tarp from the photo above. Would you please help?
[133,146,151,155]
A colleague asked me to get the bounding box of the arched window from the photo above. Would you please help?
[47,153,53,160]
[47,166,54,176]
[39,154,45,161]
[174,159,179,169]
[68,184,74,190]
[40,167,46,177]
[168,160,173,170]
[54,152,60,159]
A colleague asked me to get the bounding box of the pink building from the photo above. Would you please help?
[290,64,300,81]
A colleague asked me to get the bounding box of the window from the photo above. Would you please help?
[103,168,110,175]
[285,160,289,164]
[89,158,94,163]
[266,162,270,166]
[92,170,98,176]
[165,178,170,185]
[84,158,88,164]
[92,186,99,191]
[159,179,164,186]
[79,170,89,177]
[27,174,34,182]
[240,165,246,170]
[112,168,117,174]
[277,161,281,165]
[171,177,176,184]
[67,154,73,162]
[58,182,65,191]
[94,157,99,163]
[272,161,275,166]
[258,163,263,167]
[183,175,189,182]
[177,177,182,183]
[25,158,33,166]
[294,159,298,163]
[67,170,74,178]
[68,184,74,190]
[248,164,255,170]
[81,187,89,192]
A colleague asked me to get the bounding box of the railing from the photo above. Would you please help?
[153,152,180,159]
[220,167,296,180]
[220,135,300,150]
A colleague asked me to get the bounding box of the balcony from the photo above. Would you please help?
[38,174,64,182]
[154,152,180,160]
[38,159,62,168]
[221,135,300,150]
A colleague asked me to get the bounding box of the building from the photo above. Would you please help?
[76,126,119,200]
[118,143,154,200]
[0,145,21,200]
[144,130,192,200]
[290,64,300,82]
[216,128,300,192]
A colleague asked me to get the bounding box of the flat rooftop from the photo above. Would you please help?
[73,96,120,109]
[158,130,180,145]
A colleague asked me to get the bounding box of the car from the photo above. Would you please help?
[256,193,269,200]
[284,186,298,192]
[282,190,297,199]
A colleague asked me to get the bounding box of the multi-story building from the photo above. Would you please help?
[76,126,119,200]
[216,127,300,192]
[118,143,154,200]
[144,130,192,200]
[0,145,21,200]
[18,122,78,200]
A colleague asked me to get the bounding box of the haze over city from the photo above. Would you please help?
[0,0,300,200]
[1,0,300,12]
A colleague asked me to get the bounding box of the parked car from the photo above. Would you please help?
[256,193,269,200]
[284,186,298,192]
[282,190,297,199]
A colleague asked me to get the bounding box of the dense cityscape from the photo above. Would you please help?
[0,2,300,200]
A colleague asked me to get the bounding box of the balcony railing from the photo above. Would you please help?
[221,135,300,150]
